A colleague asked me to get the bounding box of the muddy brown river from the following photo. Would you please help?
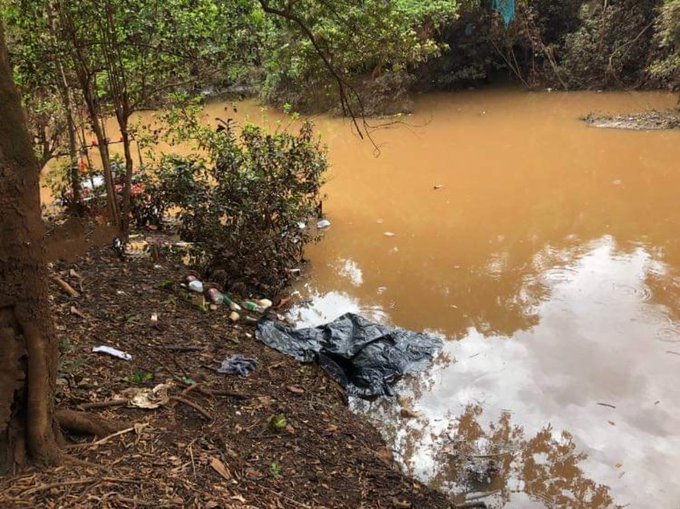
[46,89,680,508]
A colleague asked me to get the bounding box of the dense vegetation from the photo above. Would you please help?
[0,0,677,287]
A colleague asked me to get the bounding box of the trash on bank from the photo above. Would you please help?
[92,345,133,361]
[217,355,257,376]
[188,280,204,293]
[122,382,172,409]
[256,313,442,398]
[208,288,242,311]
[317,219,331,229]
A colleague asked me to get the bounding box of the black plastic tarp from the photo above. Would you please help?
[256,313,442,398]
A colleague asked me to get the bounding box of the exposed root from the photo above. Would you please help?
[56,409,127,438]
[169,396,212,420]
[77,399,128,410]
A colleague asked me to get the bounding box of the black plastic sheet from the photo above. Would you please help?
[257,313,442,398]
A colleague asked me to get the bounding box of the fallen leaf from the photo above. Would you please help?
[210,457,232,481]
[287,385,304,395]
[245,468,262,480]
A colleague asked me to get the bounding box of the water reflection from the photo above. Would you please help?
[340,236,680,508]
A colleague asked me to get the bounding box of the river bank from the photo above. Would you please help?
[0,240,454,508]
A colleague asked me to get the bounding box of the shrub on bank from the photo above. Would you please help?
[143,120,327,296]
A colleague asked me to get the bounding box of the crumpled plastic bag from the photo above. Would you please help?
[121,382,172,409]
[217,355,257,376]
[256,313,442,398]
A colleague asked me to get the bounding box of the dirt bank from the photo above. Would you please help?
[0,244,454,509]
[583,109,680,130]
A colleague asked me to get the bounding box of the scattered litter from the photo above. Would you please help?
[122,382,172,409]
[384,232,396,237]
[218,355,257,376]
[597,402,616,409]
[433,185,444,190]
[257,298,273,310]
[93,345,132,361]
[242,301,265,313]
[208,288,242,310]
[188,280,204,293]
[317,219,331,229]
[229,311,241,322]
[257,313,442,398]
[191,294,206,309]
[297,221,307,230]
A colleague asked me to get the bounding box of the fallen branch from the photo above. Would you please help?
[78,399,128,410]
[53,275,80,298]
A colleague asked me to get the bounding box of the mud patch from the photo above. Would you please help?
[583,110,680,130]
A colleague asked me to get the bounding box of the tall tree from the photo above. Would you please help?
[0,20,62,470]
[0,21,115,472]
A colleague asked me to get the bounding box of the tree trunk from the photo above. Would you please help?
[58,66,82,216]
[0,22,62,473]
[88,113,120,228]
[119,115,134,237]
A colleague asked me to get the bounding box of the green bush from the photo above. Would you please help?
[649,0,680,89]
[148,120,327,295]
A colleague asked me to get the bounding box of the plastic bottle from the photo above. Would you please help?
[207,288,223,303]
[242,301,264,313]
[207,288,241,311]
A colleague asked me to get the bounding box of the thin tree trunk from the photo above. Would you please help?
[57,65,81,215]
[119,116,134,237]
[57,5,121,229]
[0,22,62,472]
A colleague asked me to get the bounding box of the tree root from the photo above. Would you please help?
[169,396,212,420]
[56,409,128,438]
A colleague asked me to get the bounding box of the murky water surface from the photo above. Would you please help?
[46,90,680,507]
[283,91,680,508]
